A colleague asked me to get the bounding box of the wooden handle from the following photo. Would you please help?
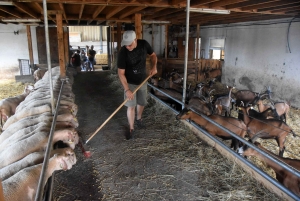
[85,75,151,144]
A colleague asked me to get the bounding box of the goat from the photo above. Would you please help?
[176,108,247,150]
[239,106,295,157]
[214,86,234,117]
[239,142,300,196]
[187,90,214,116]
[248,107,280,120]
[257,99,290,122]
[232,86,271,108]
[205,69,221,81]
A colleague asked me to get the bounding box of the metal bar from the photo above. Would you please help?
[188,120,300,200]
[147,84,300,199]
[182,0,190,109]
[35,79,65,201]
[147,83,185,106]
[197,112,300,178]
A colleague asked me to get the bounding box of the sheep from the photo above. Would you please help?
[2,149,76,201]
[0,128,79,169]
[0,85,34,127]
[33,68,47,82]
[239,142,300,196]
[257,99,290,122]
[214,86,235,117]
[0,147,74,181]
[176,108,247,150]
[238,106,295,157]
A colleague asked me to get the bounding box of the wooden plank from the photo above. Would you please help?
[56,13,65,77]
[178,119,295,201]
[26,25,34,68]
[134,13,142,39]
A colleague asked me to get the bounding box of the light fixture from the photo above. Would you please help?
[2,19,41,22]
[0,1,13,5]
[188,8,230,14]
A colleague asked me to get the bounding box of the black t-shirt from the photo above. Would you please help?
[88,49,96,60]
[72,53,81,66]
[117,39,154,85]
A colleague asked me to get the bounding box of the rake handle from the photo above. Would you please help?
[85,75,151,144]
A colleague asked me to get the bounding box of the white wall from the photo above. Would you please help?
[143,24,165,56]
[199,19,300,107]
[0,24,39,77]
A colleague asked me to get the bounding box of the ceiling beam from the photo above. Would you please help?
[0,5,22,18]
[13,2,39,19]
[58,2,68,24]
[209,0,247,8]
[34,2,55,23]
[106,6,126,19]
[119,6,147,19]
[87,5,105,24]
[78,2,85,25]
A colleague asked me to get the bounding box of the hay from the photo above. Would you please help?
[0,79,25,100]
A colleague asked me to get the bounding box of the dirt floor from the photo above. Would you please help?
[49,71,284,201]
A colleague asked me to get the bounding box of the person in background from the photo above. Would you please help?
[70,50,81,72]
[88,45,96,71]
[117,30,157,140]
[80,50,88,71]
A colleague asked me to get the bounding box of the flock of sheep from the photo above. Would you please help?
[0,67,79,200]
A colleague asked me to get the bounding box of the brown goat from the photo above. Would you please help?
[257,99,290,122]
[176,108,247,150]
[239,106,295,157]
[239,142,300,196]
[205,69,221,81]
[187,96,213,116]
[233,87,271,108]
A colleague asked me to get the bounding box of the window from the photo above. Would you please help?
[209,38,225,60]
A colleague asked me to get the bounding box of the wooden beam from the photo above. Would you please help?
[78,3,85,25]
[106,6,126,19]
[87,5,105,24]
[47,10,64,15]
[34,2,55,24]
[0,5,22,18]
[135,13,142,39]
[26,25,34,68]
[119,6,147,19]
[58,3,68,24]
[13,2,39,19]
[56,13,66,78]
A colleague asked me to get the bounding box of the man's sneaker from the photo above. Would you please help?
[136,119,145,129]
[125,129,135,140]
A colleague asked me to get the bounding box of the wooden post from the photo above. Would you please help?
[56,13,66,77]
[26,25,34,72]
[63,26,69,67]
[117,22,122,52]
[135,13,142,39]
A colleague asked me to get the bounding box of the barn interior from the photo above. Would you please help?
[0,0,300,200]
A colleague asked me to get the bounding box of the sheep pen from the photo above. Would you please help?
[0,73,299,200]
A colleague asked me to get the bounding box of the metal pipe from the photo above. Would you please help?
[188,120,300,200]
[148,93,178,114]
[182,0,190,109]
[197,111,300,178]
[42,0,55,115]
[147,83,185,106]
[35,79,65,201]
[147,84,300,199]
